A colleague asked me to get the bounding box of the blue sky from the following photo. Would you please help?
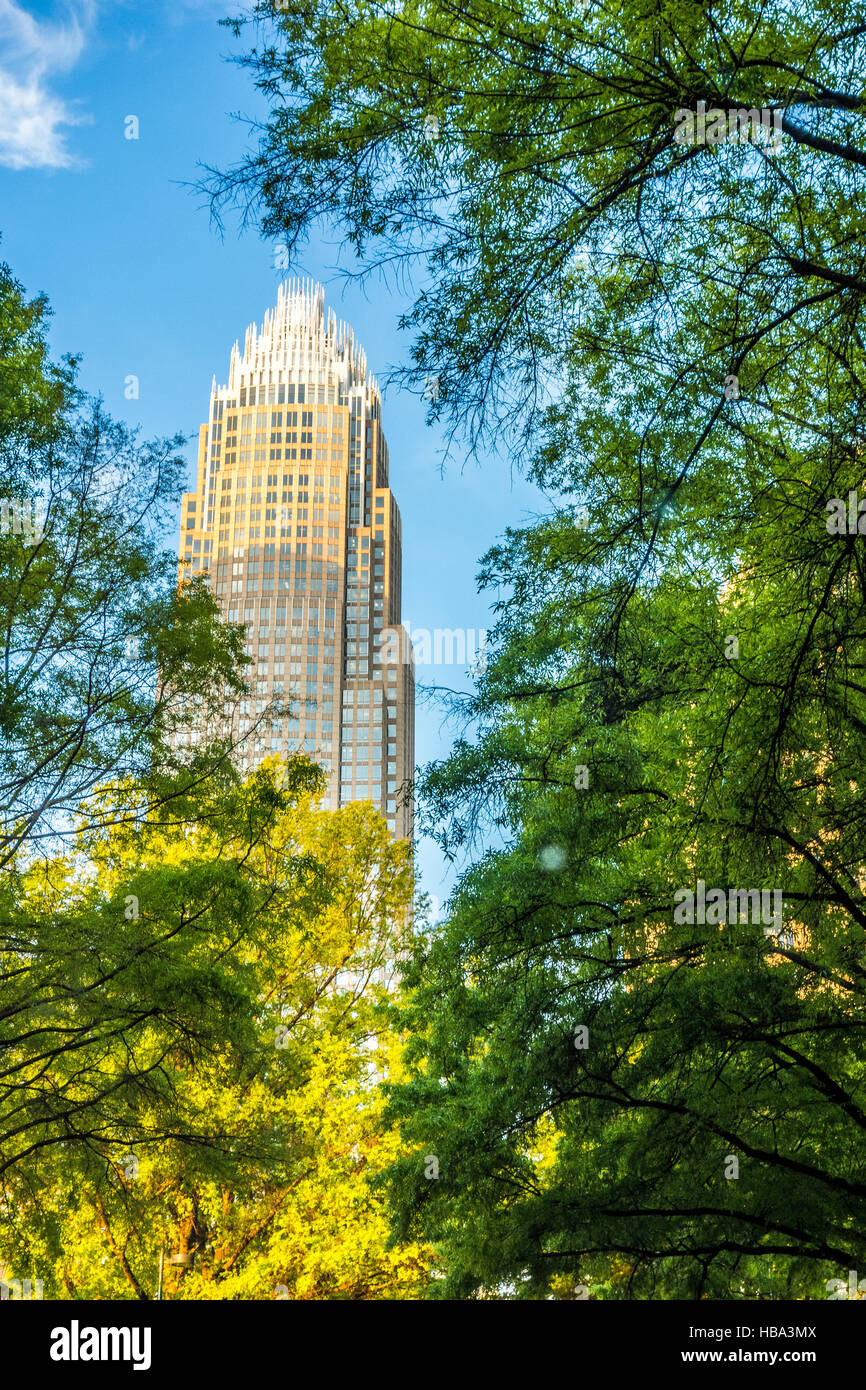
[0,0,547,905]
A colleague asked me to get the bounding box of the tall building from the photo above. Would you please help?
[176,280,414,840]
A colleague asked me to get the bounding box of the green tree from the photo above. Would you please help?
[0,262,256,1182]
[207,1,866,1295]
[210,0,866,458]
[1,765,426,1300]
[0,262,73,465]
[383,533,866,1297]
[0,262,248,870]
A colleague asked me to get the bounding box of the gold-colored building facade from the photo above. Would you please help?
[177,280,414,839]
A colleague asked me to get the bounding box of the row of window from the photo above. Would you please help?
[204,471,329,493]
[235,383,354,406]
[340,782,399,796]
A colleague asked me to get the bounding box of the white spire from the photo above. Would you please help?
[217,279,378,400]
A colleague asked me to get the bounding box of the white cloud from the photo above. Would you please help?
[0,0,94,170]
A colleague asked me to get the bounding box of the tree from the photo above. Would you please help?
[0,262,249,872]
[209,0,866,459]
[1,764,426,1300]
[0,262,73,466]
[205,1,866,1295]
[0,260,264,1190]
[383,529,866,1297]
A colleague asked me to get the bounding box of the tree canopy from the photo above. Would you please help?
[208,0,866,1297]
[1,760,425,1298]
[0,262,249,873]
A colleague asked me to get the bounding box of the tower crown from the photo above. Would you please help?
[222,278,378,400]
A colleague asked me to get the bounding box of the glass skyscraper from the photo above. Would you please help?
[176,280,414,839]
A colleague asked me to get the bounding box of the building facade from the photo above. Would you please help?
[176,280,414,839]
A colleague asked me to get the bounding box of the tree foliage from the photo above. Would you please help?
[1,763,425,1299]
[0,261,258,1184]
[208,1,866,1295]
[0,262,248,872]
[0,263,426,1299]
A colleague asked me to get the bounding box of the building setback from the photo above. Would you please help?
[176,279,414,839]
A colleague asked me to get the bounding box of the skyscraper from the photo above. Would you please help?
[176,280,414,840]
